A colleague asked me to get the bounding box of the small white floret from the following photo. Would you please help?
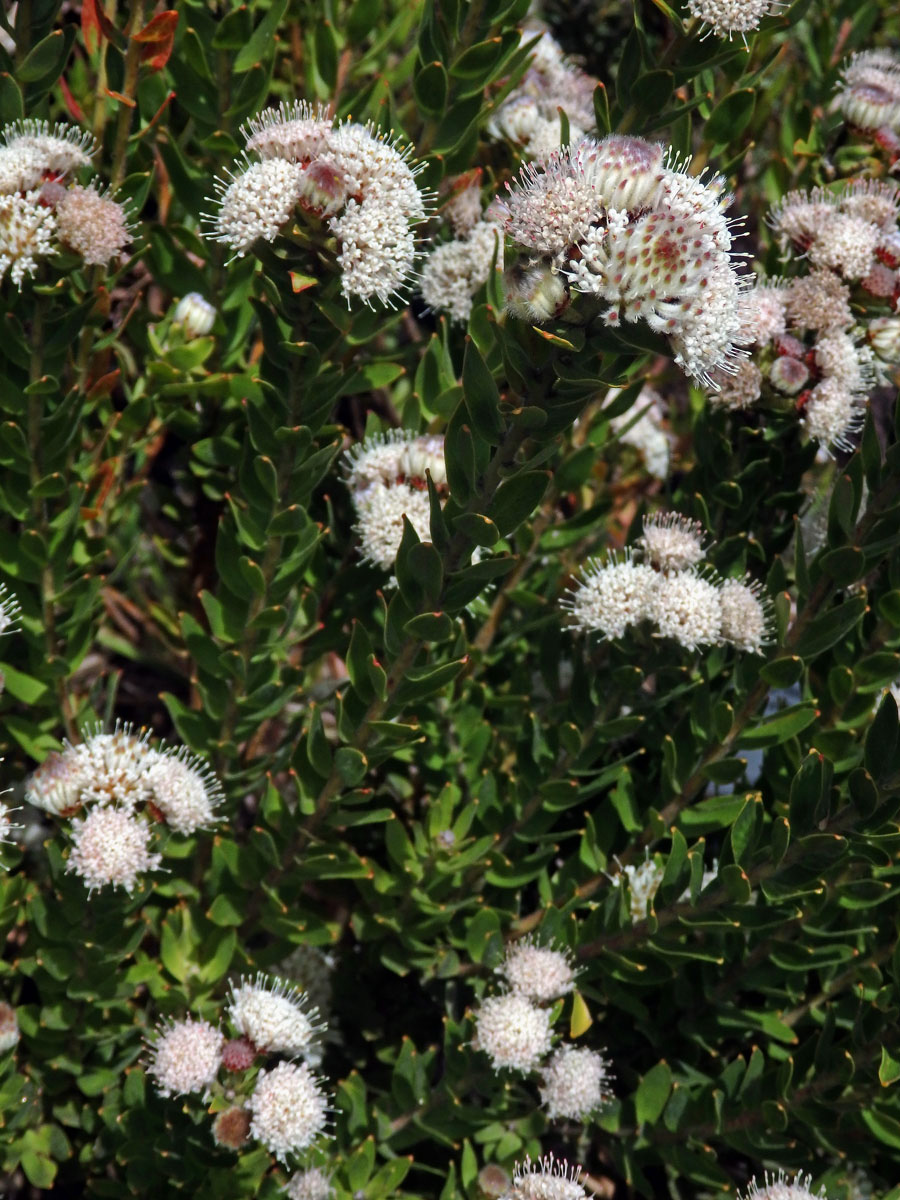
[502,1154,588,1200]
[562,554,656,639]
[283,1167,333,1200]
[650,571,723,650]
[640,513,707,572]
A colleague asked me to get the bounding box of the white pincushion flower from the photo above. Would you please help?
[740,282,787,345]
[650,571,723,650]
[66,806,162,893]
[206,157,306,257]
[0,144,45,195]
[640,513,706,572]
[503,1154,588,1200]
[55,183,131,266]
[283,1167,333,1200]
[420,220,503,322]
[496,146,599,257]
[352,481,433,569]
[0,190,57,287]
[686,0,782,39]
[539,1045,613,1120]
[562,555,656,638]
[249,1060,329,1161]
[227,974,320,1055]
[500,938,576,1001]
[344,430,446,492]
[815,331,872,393]
[807,212,879,280]
[147,1017,223,1098]
[444,175,486,235]
[1,119,94,177]
[769,188,836,248]
[739,1172,825,1200]
[69,725,154,809]
[243,100,332,162]
[708,358,763,411]
[474,992,553,1072]
[719,577,773,654]
[802,378,864,453]
[869,316,900,363]
[783,272,853,332]
[839,178,900,228]
[330,196,418,307]
[145,746,223,834]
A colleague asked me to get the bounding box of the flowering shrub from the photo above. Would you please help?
[3,1,900,1198]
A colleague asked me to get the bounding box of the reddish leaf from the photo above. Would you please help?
[58,76,86,123]
[132,10,178,72]
[104,87,136,107]
[81,0,120,53]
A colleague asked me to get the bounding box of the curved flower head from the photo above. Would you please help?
[204,156,306,259]
[0,191,56,287]
[719,576,774,654]
[502,1154,588,1200]
[248,1060,329,1161]
[147,1017,223,1098]
[473,992,553,1072]
[562,552,656,639]
[227,973,322,1056]
[145,745,224,835]
[498,937,577,1002]
[539,1045,614,1120]
[55,183,132,266]
[640,513,707,573]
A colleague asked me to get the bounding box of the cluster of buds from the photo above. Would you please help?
[487,30,597,160]
[24,723,224,893]
[496,134,753,387]
[472,938,613,1122]
[832,49,900,164]
[342,430,446,570]
[563,513,774,654]
[0,119,132,289]
[206,101,429,307]
[147,973,331,1177]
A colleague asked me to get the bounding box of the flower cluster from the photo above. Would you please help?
[488,30,597,160]
[563,513,773,653]
[206,101,429,306]
[833,49,900,162]
[24,724,224,893]
[496,134,752,386]
[0,119,131,288]
[148,973,330,1166]
[472,939,612,1122]
[500,1154,589,1200]
[419,194,503,323]
[686,0,782,41]
[603,386,671,479]
[342,430,445,569]
[739,1172,825,1200]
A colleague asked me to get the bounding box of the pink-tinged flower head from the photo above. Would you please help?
[580,133,666,211]
[496,145,599,257]
[420,220,502,323]
[283,1167,333,1200]
[474,992,553,1072]
[147,1017,223,1098]
[248,1060,329,1161]
[499,938,576,1002]
[145,745,223,834]
[55,183,131,266]
[540,1045,614,1120]
[708,358,763,410]
[66,806,161,893]
[242,100,333,163]
[640,512,707,572]
[836,50,900,133]
[719,576,773,654]
[802,377,865,453]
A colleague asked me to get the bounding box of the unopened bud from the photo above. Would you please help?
[221,1037,256,1072]
[505,264,569,324]
[869,316,900,363]
[174,293,216,338]
[768,355,810,395]
[212,1106,251,1150]
[297,159,347,217]
[478,1165,511,1198]
[0,1002,19,1053]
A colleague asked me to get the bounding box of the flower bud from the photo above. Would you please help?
[768,354,810,395]
[297,159,348,217]
[869,316,900,362]
[174,293,216,338]
[212,1106,252,1150]
[505,264,569,324]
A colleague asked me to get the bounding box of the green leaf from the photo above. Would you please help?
[0,73,23,124]
[794,595,867,659]
[879,1046,900,1087]
[635,1061,673,1126]
[488,471,549,536]
[569,990,593,1037]
[862,1107,900,1149]
[739,702,818,749]
[462,337,503,441]
[414,60,449,116]
[17,28,74,84]
[866,691,898,780]
[233,0,289,71]
[335,747,368,786]
[706,88,755,143]
[758,656,803,688]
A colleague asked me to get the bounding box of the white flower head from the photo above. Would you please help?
[580,134,666,211]
[802,377,865,454]
[740,281,787,345]
[783,271,853,332]
[205,156,306,258]
[25,750,89,816]
[839,178,900,228]
[503,1154,588,1200]
[650,569,723,650]
[352,480,433,569]
[496,145,599,257]
[835,50,900,133]
[739,1172,825,1200]
[640,512,707,572]
[66,806,162,894]
[55,183,132,266]
[473,992,553,1072]
[719,576,774,654]
[604,386,670,478]
[562,553,656,639]
[420,220,502,322]
[249,1060,329,1162]
[147,1017,223,1098]
[242,100,333,162]
[227,973,321,1056]
[499,937,577,1002]
[1,118,94,177]
[283,1167,333,1200]
[0,583,19,635]
[0,1001,19,1053]
[68,723,154,809]
[145,745,224,835]
[343,430,446,492]
[707,357,763,411]
[0,190,57,287]
[686,0,783,40]
[808,212,879,280]
[539,1045,614,1120]
[329,195,419,307]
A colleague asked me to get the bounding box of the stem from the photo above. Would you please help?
[108,2,145,191]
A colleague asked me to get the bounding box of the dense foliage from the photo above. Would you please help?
[2,1,900,1198]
